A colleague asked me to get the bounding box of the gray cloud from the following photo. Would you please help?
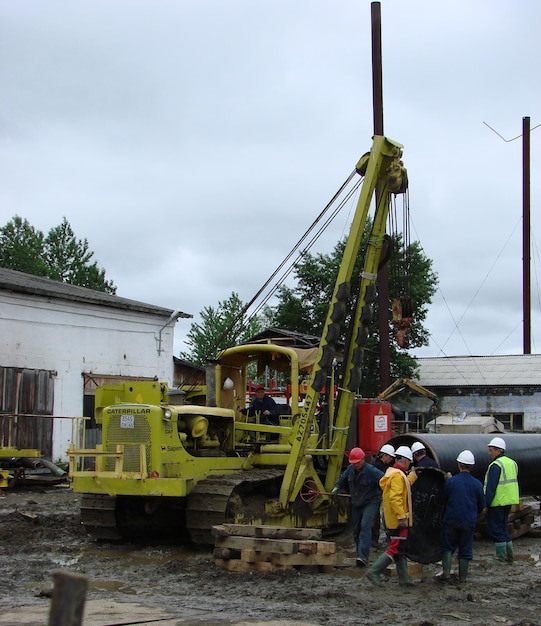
[1,0,539,358]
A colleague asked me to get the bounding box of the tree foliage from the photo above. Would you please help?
[181,292,262,364]
[267,222,438,397]
[0,215,116,294]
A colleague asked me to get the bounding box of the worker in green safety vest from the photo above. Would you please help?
[483,436,519,563]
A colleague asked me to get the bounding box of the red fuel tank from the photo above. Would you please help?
[357,399,392,455]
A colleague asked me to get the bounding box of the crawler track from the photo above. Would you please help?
[186,470,284,544]
[79,470,285,544]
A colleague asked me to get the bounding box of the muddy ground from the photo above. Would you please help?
[0,485,540,626]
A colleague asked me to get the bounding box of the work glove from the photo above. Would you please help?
[408,467,417,479]
[331,487,339,495]
[397,517,407,529]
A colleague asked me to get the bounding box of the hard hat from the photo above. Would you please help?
[348,447,366,463]
[254,385,265,392]
[488,436,506,450]
[379,444,396,457]
[411,441,426,454]
[456,450,475,465]
[395,445,413,461]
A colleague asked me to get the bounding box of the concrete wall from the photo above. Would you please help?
[1,290,177,461]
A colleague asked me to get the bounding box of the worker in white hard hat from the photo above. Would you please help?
[366,445,417,587]
[437,450,485,584]
[331,447,384,568]
[372,443,396,547]
[411,441,439,469]
[374,443,396,472]
[483,436,519,563]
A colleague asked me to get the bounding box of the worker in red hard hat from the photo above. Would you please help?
[366,446,417,587]
[239,384,279,426]
[331,447,384,568]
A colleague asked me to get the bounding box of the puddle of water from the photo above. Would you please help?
[80,545,194,567]
[50,555,81,567]
[88,580,137,594]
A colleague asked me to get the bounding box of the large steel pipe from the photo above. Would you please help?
[388,433,541,495]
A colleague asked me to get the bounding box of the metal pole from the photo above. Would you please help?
[522,116,531,354]
[371,1,390,392]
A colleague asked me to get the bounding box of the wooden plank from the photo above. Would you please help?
[212,524,322,540]
[240,549,272,563]
[239,547,336,565]
[215,535,318,554]
[213,547,241,560]
[316,541,336,555]
[270,552,336,567]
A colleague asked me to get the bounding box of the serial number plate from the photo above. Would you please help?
[120,414,135,429]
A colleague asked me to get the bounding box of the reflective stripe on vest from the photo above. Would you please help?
[485,455,519,506]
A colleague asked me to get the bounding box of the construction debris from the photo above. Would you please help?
[212,524,336,573]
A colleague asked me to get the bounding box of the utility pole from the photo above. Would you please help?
[484,116,538,354]
[522,116,531,354]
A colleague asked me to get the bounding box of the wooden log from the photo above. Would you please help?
[47,570,88,626]
[212,524,322,540]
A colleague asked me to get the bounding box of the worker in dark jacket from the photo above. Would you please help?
[483,436,519,563]
[332,447,384,567]
[438,450,485,583]
[411,441,439,468]
[240,385,279,425]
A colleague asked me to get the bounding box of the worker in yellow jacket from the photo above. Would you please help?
[366,445,418,586]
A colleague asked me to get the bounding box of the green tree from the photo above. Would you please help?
[0,216,49,276]
[267,226,438,397]
[0,215,116,294]
[181,292,263,364]
[45,218,116,293]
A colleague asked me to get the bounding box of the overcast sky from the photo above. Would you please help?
[1,0,540,359]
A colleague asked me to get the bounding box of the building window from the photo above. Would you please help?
[493,413,524,432]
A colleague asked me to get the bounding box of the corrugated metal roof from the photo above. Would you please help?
[0,267,191,318]
[415,354,541,387]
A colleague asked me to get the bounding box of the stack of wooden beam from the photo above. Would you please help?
[212,524,336,573]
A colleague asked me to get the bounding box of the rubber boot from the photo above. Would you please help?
[505,541,514,563]
[436,551,452,581]
[489,542,508,563]
[366,553,393,586]
[458,559,469,583]
[395,555,415,586]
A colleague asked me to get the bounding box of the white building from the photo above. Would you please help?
[407,355,541,433]
[0,268,191,462]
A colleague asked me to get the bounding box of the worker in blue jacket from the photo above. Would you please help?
[240,385,279,425]
[411,441,439,468]
[437,450,485,584]
[332,447,384,567]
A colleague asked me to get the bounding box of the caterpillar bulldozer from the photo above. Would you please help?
[68,134,408,544]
